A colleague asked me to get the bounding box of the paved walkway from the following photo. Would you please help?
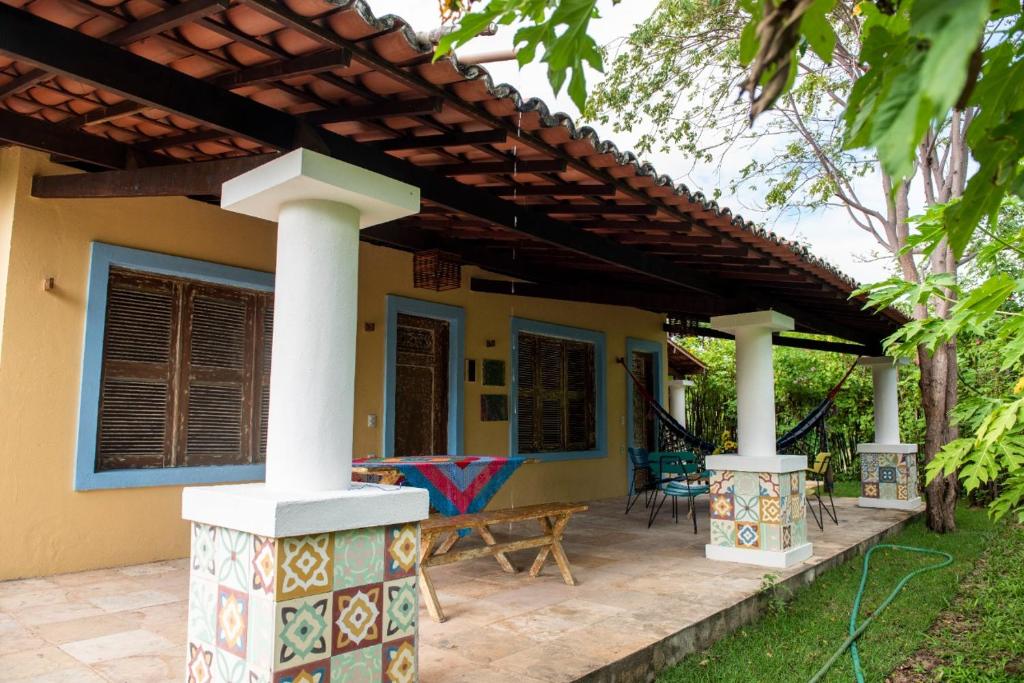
[0,496,918,681]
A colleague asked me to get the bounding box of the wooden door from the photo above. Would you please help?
[394,313,450,456]
[631,351,656,450]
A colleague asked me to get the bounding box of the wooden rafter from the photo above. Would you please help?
[302,97,443,125]
[0,108,144,169]
[31,155,276,198]
[0,4,890,343]
[666,323,875,355]
[209,49,351,88]
[374,130,508,151]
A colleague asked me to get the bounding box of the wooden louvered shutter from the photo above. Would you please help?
[252,296,273,463]
[516,333,538,452]
[515,331,597,454]
[565,341,596,451]
[178,282,255,466]
[96,270,180,471]
[538,337,566,450]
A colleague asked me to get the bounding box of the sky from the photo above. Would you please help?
[367,0,893,284]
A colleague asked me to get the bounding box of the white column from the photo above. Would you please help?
[220,148,420,491]
[668,379,693,427]
[860,356,901,444]
[182,150,428,682]
[709,310,794,462]
[857,356,920,510]
[704,310,812,569]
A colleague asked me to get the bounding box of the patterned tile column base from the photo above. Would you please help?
[857,443,922,511]
[182,484,428,683]
[704,455,813,569]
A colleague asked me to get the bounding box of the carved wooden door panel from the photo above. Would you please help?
[394,313,449,456]
[631,351,656,451]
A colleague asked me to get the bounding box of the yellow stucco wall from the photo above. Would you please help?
[0,148,667,580]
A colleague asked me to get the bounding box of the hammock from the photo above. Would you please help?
[619,355,861,455]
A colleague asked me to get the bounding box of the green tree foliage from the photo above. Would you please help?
[435,0,608,108]
[859,200,1024,521]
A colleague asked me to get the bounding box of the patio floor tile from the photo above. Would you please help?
[0,494,919,682]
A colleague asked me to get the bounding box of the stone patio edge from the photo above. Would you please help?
[574,508,926,683]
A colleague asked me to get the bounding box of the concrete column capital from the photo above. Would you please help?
[221,147,420,226]
[709,309,795,334]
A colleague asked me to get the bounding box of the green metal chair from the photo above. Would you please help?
[626,447,683,514]
[647,452,710,533]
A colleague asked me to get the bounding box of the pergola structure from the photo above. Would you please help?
[0,0,919,679]
[0,0,904,352]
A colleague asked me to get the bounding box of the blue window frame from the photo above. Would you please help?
[74,242,274,491]
[624,337,667,483]
[509,317,607,461]
[382,295,465,458]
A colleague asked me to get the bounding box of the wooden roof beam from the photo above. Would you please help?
[210,49,351,88]
[102,0,228,45]
[493,184,616,197]
[430,160,568,176]
[373,129,507,151]
[471,277,732,317]
[0,7,836,315]
[136,128,231,151]
[31,154,276,198]
[302,97,443,125]
[1,0,228,100]
[61,101,147,129]
[0,108,144,169]
[540,204,658,215]
[665,323,876,355]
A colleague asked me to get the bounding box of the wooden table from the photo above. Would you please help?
[417,502,588,622]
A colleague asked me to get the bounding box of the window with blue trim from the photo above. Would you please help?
[510,319,606,459]
[76,243,274,490]
[96,268,273,471]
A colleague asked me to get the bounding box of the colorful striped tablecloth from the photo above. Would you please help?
[354,455,525,517]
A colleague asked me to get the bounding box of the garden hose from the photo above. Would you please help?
[808,543,954,683]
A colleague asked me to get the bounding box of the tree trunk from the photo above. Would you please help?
[918,339,959,532]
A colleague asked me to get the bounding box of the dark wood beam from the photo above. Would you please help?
[0,70,48,98]
[373,129,507,151]
[430,160,568,176]
[302,97,443,125]
[582,220,693,231]
[61,101,146,129]
[0,108,141,169]
[209,49,351,88]
[0,6,842,320]
[539,204,658,215]
[665,323,874,355]
[615,234,723,245]
[102,0,228,45]
[0,6,302,147]
[2,0,227,100]
[31,154,276,198]
[470,278,730,317]
[135,128,229,151]
[493,184,616,197]
[235,0,846,294]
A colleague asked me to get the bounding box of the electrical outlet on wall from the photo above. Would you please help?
[367,414,377,428]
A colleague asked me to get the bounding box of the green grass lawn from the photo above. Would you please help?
[830,479,861,498]
[899,516,1024,681]
[657,506,1003,683]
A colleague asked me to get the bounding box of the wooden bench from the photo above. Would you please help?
[417,502,588,622]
